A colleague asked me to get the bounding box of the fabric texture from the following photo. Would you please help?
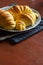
[8,18,43,43]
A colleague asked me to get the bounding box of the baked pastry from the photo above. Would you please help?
[22,5,36,24]
[17,14,34,26]
[13,5,22,13]
[7,5,36,25]
[7,5,22,21]
[0,10,16,30]
[15,20,26,31]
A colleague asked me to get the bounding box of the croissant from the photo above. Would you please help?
[0,10,16,30]
[7,5,37,26]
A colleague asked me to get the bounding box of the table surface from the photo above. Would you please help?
[0,0,43,65]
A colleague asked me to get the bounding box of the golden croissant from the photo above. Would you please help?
[0,10,16,30]
[7,5,37,26]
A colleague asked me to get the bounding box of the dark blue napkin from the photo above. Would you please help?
[8,18,43,43]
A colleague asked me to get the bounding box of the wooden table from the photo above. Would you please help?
[0,0,43,65]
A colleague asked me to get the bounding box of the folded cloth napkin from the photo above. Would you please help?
[0,18,43,43]
[8,18,43,43]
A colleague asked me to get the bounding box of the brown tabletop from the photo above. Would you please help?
[0,0,43,65]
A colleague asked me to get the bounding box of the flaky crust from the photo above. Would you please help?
[0,10,16,30]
